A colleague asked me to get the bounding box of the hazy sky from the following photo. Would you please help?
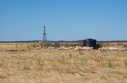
[0,0,127,41]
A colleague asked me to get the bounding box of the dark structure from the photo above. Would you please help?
[43,26,47,43]
[83,38,97,49]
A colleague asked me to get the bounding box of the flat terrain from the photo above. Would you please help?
[0,46,127,83]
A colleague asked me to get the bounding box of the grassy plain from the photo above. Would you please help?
[0,43,127,83]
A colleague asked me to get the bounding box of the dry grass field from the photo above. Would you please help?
[0,43,127,83]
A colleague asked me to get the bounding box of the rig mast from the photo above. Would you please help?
[43,26,47,43]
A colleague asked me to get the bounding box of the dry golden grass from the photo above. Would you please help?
[0,44,127,83]
[0,43,30,50]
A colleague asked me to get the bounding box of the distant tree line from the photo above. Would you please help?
[0,40,127,43]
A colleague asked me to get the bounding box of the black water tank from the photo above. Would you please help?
[83,38,97,49]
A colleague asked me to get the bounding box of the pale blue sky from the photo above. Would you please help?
[0,0,127,41]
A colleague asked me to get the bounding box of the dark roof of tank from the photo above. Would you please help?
[83,38,96,40]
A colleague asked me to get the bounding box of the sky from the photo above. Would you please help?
[0,0,127,41]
